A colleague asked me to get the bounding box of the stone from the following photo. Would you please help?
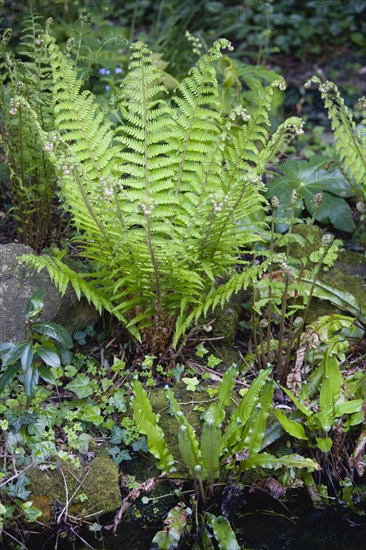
[0,243,100,343]
[28,447,121,523]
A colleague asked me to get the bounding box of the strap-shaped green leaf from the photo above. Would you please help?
[205,513,240,550]
[201,417,221,482]
[132,381,175,473]
[318,355,341,432]
[274,409,309,441]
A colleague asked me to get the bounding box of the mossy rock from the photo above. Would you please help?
[27,446,120,524]
[285,225,366,324]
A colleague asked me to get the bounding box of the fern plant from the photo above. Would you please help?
[19,33,303,358]
[251,192,342,383]
[131,366,319,502]
[305,77,366,199]
[0,14,58,251]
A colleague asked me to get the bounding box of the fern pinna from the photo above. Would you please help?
[20,35,303,357]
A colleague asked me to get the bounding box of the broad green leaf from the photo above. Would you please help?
[316,436,333,452]
[24,290,45,320]
[2,343,28,367]
[133,406,175,472]
[21,344,33,373]
[132,381,175,472]
[0,342,15,357]
[65,374,94,398]
[223,368,271,451]
[335,399,363,416]
[205,514,240,550]
[178,425,203,478]
[38,365,56,385]
[165,387,202,468]
[318,355,341,432]
[266,157,355,232]
[133,380,160,426]
[36,345,61,368]
[274,409,309,440]
[300,280,366,325]
[32,321,73,348]
[23,363,39,397]
[280,385,312,417]
[0,364,19,394]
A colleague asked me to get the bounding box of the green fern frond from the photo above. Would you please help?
[307,77,366,196]
[19,37,304,353]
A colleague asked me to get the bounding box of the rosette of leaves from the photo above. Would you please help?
[266,156,355,232]
[19,34,304,357]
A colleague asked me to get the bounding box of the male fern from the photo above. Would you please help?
[0,14,57,251]
[305,77,366,198]
[20,35,303,357]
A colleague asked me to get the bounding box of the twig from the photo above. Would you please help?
[0,463,34,487]
[56,465,91,525]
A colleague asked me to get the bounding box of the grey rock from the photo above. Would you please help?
[0,243,100,343]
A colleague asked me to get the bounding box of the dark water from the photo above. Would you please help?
[16,495,366,549]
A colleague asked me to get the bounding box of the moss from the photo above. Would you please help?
[212,302,240,346]
[323,250,366,307]
[27,447,120,524]
[284,226,366,322]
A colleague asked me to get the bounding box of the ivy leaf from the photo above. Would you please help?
[7,475,31,501]
[21,500,43,522]
[108,446,132,464]
[65,374,94,398]
[182,377,200,391]
[207,355,222,368]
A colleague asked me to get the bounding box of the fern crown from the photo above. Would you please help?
[20,35,303,351]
